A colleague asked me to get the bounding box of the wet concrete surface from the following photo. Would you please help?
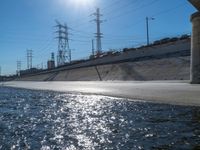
[3,80,200,106]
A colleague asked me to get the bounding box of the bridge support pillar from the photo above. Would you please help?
[191,12,200,84]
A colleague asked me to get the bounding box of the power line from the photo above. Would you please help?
[67,0,144,31]
[151,1,187,18]
[60,1,124,30]
[69,0,139,30]
[71,0,159,39]
[3,1,189,74]
[34,38,56,58]
[25,1,156,44]
[103,0,141,18]
[107,0,159,24]
[109,1,187,32]
[101,0,125,11]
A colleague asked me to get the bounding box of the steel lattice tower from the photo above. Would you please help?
[55,21,71,66]
[17,61,21,76]
[27,49,33,69]
[92,8,104,55]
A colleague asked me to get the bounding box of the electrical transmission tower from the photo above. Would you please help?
[55,20,71,66]
[92,8,104,55]
[27,49,33,69]
[17,61,21,76]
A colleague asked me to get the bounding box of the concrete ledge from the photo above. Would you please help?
[189,0,200,11]
[191,12,200,21]
[3,81,200,107]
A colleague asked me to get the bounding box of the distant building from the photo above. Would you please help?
[47,60,55,69]
[47,52,55,69]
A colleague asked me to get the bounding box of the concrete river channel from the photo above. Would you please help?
[0,86,200,149]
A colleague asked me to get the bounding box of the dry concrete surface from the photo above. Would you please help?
[17,56,190,81]
[2,80,200,107]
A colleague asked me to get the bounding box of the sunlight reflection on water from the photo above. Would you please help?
[0,87,200,150]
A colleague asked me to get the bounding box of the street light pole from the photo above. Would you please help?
[146,17,154,45]
[146,17,149,45]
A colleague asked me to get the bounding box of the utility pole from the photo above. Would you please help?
[92,39,95,57]
[92,8,104,55]
[146,17,154,45]
[55,20,71,66]
[17,61,21,76]
[0,66,1,76]
[27,49,33,69]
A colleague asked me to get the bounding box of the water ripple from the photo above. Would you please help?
[0,87,200,149]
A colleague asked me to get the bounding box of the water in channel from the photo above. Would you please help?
[0,87,200,150]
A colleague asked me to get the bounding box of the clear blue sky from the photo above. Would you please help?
[0,0,196,75]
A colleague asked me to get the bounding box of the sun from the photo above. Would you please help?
[73,0,92,5]
[69,0,95,7]
[57,0,96,11]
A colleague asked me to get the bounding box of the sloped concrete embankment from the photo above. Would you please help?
[17,56,190,81]
[16,38,191,81]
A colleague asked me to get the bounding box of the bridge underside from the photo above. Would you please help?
[189,0,200,11]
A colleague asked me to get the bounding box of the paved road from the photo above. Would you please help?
[3,81,200,106]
